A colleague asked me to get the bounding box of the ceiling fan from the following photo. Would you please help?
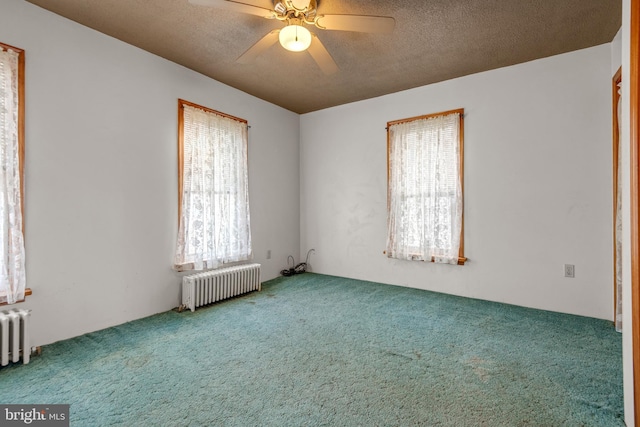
[189,0,395,75]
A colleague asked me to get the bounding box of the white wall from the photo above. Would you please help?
[301,44,613,321]
[612,28,622,74]
[0,0,300,346]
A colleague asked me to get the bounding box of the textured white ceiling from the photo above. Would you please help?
[25,0,621,113]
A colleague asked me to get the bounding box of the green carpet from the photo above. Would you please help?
[0,273,624,426]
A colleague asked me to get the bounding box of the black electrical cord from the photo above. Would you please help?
[293,249,315,274]
[280,249,315,276]
[280,255,296,276]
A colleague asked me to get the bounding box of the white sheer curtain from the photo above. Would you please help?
[387,113,462,264]
[174,105,252,271]
[616,82,622,332]
[0,47,26,304]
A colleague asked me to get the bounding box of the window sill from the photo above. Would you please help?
[428,256,467,265]
[174,263,194,272]
[0,288,32,306]
[384,252,467,265]
[174,260,250,273]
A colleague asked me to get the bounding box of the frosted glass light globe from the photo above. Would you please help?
[279,25,312,52]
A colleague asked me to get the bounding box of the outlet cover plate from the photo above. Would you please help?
[564,264,575,278]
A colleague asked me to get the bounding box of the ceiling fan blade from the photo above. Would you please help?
[237,29,281,63]
[189,0,275,18]
[307,34,338,75]
[315,14,395,34]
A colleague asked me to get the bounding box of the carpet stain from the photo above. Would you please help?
[384,349,429,363]
[466,356,494,382]
[125,356,149,369]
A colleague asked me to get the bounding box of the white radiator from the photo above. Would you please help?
[0,309,31,366]
[181,263,261,312]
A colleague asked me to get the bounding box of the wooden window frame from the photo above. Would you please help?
[177,99,248,221]
[0,42,25,229]
[386,108,466,265]
[613,67,622,326]
[0,42,29,305]
[176,99,249,271]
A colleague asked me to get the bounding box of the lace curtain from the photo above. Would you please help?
[174,105,252,271]
[386,113,463,264]
[616,82,622,332]
[0,47,26,304]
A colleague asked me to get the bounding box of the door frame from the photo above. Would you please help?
[614,66,622,326]
[630,0,639,422]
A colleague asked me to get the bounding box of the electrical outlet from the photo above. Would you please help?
[564,264,575,278]
[266,250,271,260]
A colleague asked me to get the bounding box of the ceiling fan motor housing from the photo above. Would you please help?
[274,0,317,21]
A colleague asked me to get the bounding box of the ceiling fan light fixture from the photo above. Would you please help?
[279,24,312,52]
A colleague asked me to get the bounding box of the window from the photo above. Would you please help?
[0,42,27,304]
[174,99,252,271]
[386,108,465,265]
